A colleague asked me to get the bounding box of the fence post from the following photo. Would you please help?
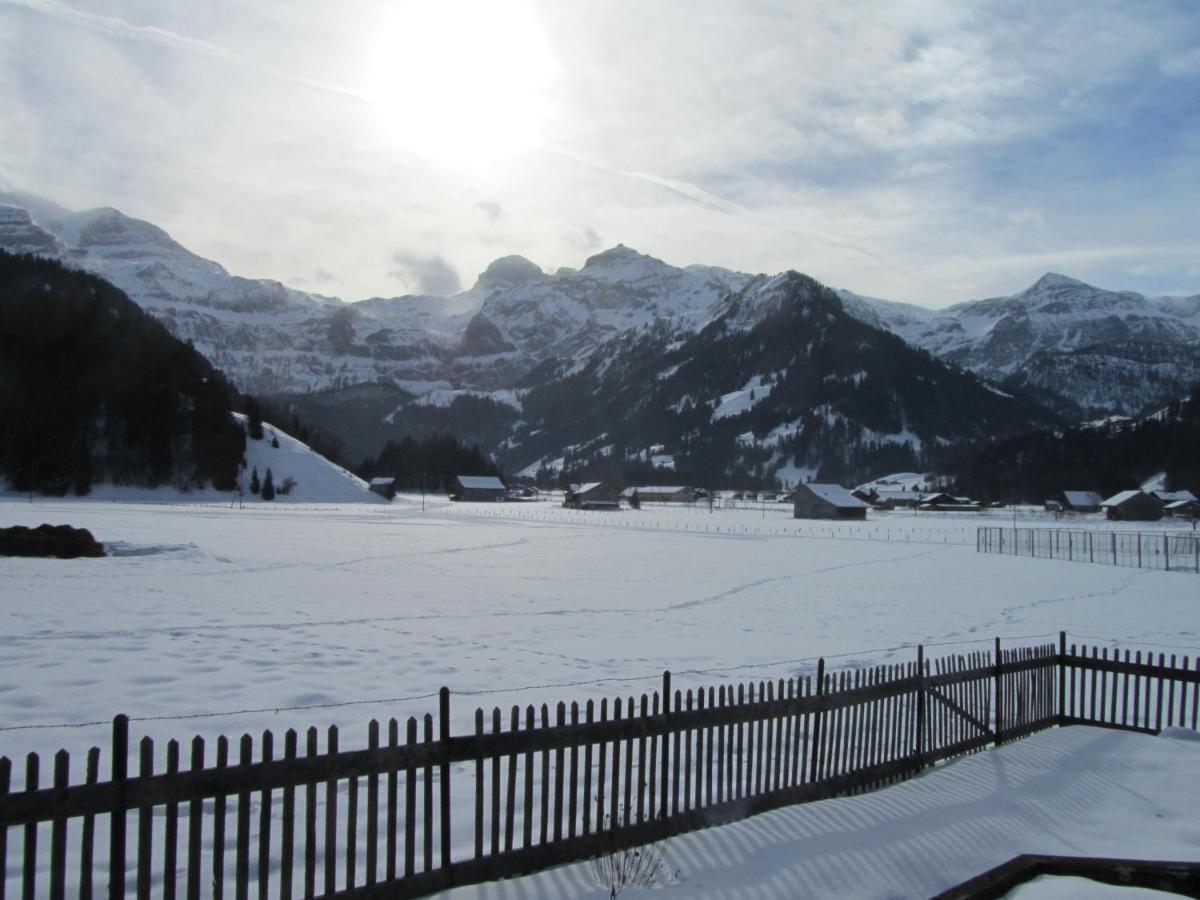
[1164,534,1169,572]
[915,646,926,770]
[1137,533,1142,568]
[439,687,451,874]
[1111,533,1117,565]
[109,714,129,900]
[660,671,670,827]
[993,639,1003,746]
[1089,532,1093,563]
[1058,632,1067,723]
[809,658,825,784]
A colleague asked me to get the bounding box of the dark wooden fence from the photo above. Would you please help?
[2,636,1197,899]
[977,526,1200,573]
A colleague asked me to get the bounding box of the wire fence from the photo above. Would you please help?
[978,526,1200,573]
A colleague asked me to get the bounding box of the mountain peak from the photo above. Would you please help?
[582,244,652,269]
[472,254,545,292]
[1028,272,1086,292]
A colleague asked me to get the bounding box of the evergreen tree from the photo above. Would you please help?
[261,468,275,500]
[246,398,264,441]
[249,467,261,495]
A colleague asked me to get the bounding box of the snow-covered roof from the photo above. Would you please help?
[1062,490,1102,507]
[456,475,505,490]
[629,485,689,495]
[1154,490,1198,503]
[801,484,871,508]
[369,477,395,486]
[1102,490,1145,507]
[1166,498,1200,509]
[567,482,603,494]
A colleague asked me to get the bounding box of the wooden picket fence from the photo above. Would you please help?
[978,526,1200,573]
[2,635,1198,899]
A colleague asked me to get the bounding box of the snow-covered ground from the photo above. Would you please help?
[1,498,1196,897]
[442,726,1200,899]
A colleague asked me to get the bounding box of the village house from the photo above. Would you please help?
[563,482,621,510]
[620,486,698,504]
[1165,498,1200,520]
[1060,490,1103,513]
[451,475,507,502]
[793,483,870,521]
[368,476,396,501]
[1101,490,1164,522]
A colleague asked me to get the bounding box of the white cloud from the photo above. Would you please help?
[1,0,1197,306]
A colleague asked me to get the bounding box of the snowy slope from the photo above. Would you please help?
[4,415,385,504]
[233,414,385,503]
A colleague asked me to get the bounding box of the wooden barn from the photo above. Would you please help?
[621,485,698,504]
[1060,490,1103,513]
[451,475,507,502]
[368,476,396,500]
[1101,490,1163,522]
[793,483,870,520]
[563,482,621,510]
[1165,498,1200,519]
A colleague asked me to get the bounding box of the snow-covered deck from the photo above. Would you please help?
[441,726,1200,899]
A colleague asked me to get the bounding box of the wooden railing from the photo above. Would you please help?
[1,635,1197,899]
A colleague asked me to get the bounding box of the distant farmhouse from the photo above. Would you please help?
[793,483,870,520]
[451,475,507,502]
[620,486,698,504]
[1101,490,1164,522]
[563,482,621,510]
[1060,491,1103,513]
[368,476,396,501]
[1165,498,1200,519]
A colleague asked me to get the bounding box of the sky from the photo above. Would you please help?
[1,0,1199,306]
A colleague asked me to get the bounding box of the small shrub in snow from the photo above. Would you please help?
[590,810,675,899]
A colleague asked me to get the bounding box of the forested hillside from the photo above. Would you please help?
[0,251,246,494]
[938,385,1200,502]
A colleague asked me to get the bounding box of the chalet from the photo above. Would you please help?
[793,483,870,521]
[1060,491,1103,513]
[870,489,924,509]
[368,476,396,501]
[564,482,621,510]
[1101,490,1163,522]
[451,475,507,502]
[620,486,698,504]
[507,484,540,501]
[1165,498,1200,520]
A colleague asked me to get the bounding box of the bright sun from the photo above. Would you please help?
[365,0,555,167]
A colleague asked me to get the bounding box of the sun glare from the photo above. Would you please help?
[366,0,555,167]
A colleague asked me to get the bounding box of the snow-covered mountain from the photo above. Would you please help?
[839,274,1200,416]
[4,192,1195,425]
[0,193,750,395]
[498,273,1058,486]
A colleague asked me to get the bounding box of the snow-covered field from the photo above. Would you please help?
[1,497,1197,897]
